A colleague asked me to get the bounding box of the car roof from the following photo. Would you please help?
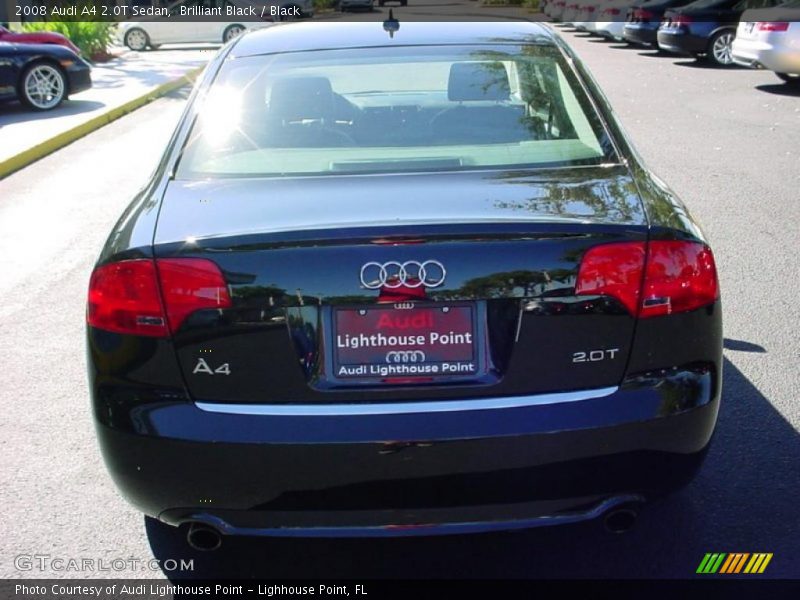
[230,21,556,58]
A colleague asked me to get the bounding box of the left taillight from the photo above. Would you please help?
[87,258,231,337]
[157,258,232,333]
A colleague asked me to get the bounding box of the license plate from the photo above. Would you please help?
[333,303,478,381]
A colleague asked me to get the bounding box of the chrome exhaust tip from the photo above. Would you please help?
[186,522,222,551]
[603,506,639,534]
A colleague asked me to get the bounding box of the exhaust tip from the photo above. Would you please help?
[186,522,222,551]
[603,506,639,534]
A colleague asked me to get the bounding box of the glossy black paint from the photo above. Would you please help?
[0,41,91,102]
[99,400,716,528]
[89,22,723,536]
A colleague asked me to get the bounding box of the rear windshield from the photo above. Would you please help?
[176,44,617,178]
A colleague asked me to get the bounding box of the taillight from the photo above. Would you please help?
[757,21,789,32]
[575,243,646,316]
[157,259,232,332]
[606,8,621,15]
[639,241,718,318]
[576,241,718,318]
[673,14,693,26]
[88,260,168,337]
[634,8,655,20]
[87,258,231,336]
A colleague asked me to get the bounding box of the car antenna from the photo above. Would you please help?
[383,10,400,39]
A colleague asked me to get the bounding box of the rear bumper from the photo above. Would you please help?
[95,364,720,537]
[596,21,626,41]
[168,495,648,537]
[731,39,800,73]
[623,23,659,46]
[657,30,708,55]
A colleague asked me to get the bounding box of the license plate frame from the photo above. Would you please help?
[329,302,481,384]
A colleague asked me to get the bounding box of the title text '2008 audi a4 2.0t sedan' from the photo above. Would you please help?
[87,21,722,548]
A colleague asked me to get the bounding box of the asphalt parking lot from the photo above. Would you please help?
[1,25,798,580]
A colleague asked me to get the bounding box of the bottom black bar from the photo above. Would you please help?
[2,579,799,600]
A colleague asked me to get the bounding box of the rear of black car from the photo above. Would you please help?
[623,0,695,46]
[87,23,722,538]
[657,0,783,62]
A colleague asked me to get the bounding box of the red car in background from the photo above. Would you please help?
[0,25,81,55]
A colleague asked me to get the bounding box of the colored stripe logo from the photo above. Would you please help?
[697,553,773,574]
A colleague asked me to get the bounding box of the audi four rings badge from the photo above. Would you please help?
[385,350,426,364]
[360,260,446,289]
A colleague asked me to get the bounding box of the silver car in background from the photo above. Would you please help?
[573,1,604,33]
[732,0,800,86]
[595,0,642,41]
[545,0,568,20]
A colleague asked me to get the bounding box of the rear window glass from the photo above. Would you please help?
[176,45,616,178]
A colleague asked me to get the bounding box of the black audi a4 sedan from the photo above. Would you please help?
[88,21,721,547]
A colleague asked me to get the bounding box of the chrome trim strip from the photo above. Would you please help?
[195,386,618,416]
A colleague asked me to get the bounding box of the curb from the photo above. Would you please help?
[0,65,205,180]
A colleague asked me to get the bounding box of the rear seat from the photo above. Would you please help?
[431,62,532,144]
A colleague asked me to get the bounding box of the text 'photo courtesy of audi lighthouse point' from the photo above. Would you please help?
[85,19,722,543]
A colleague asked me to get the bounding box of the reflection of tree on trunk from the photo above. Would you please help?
[433,268,574,300]
[493,178,642,223]
[233,284,288,304]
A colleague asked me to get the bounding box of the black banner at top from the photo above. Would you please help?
[4,0,544,24]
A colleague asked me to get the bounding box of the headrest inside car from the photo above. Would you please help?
[269,77,334,122]
[448,62,511,102]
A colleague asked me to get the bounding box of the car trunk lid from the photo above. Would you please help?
[154,167,649,404]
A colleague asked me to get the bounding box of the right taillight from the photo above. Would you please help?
[757,22,789,32]
[575,242,646,316]
[639,241,718,318]
[576,241,718,319]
